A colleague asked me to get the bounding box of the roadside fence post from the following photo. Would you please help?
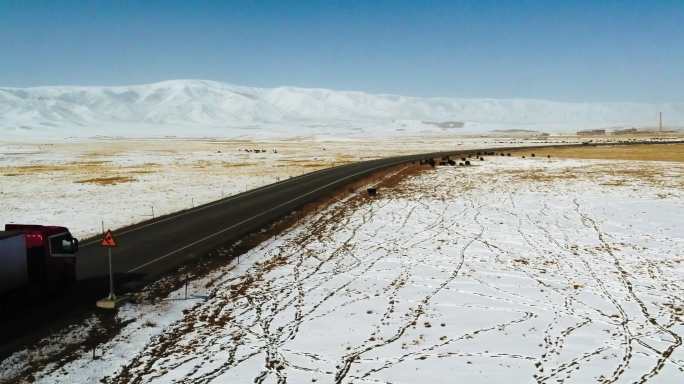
[184,274,189,300]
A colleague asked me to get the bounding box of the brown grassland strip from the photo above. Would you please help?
[1,161,161,177]
[1,161,110,175]
[490,164,681,189]
[221,162,258,168]
[511,143,684,162]
[503,168,579,183]
[75,176,137,185]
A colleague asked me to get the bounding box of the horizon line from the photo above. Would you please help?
[1,78,683,105]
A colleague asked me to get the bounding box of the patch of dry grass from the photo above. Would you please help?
[498,162,682,189]
[127,163,161,174]
[1,161,161,180]
[75,176,136,185]
[577,164,674,187]
[275,157,355,169]
[504,168,579,182]
[222,162,258,168]
[0,161,110,175]
[512,143,684,162]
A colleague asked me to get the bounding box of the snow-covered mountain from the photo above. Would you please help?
[1,79,682,138]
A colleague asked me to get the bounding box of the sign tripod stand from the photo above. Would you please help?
[96,230,124,309]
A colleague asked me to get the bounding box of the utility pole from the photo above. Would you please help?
[659,112,663,132]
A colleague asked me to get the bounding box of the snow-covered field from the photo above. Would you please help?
[1,136,583,239]
[3,154,682,383]
[2,80,683,138]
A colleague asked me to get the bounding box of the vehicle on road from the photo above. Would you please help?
[0,224,79,298]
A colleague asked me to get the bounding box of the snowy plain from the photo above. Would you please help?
[3,154,682,384]
[1,136,583,239]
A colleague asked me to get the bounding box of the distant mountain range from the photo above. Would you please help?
[1,79,682,138]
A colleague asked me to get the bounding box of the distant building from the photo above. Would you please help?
[577,129,606,136]
[611,128,639,135]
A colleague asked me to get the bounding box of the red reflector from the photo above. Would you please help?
[25,233,44,247]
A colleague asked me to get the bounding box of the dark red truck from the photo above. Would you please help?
[0,224,79,296]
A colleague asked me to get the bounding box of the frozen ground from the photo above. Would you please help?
[0,135,595,239]
[2,154,682,383]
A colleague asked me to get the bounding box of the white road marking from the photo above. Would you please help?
[80,164,347,246]
[81,144,567,247]
[127,161,409,273]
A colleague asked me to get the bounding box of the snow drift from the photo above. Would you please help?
[1,79,682,138]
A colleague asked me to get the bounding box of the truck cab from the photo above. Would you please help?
[3,224,79,293]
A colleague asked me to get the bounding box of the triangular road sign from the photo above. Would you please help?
[101,230,117,247]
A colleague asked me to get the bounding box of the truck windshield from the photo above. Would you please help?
[50,233,78,255]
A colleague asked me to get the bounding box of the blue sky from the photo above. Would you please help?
[0,1,682,102]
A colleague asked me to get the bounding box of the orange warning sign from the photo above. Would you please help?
[101,230,117,247]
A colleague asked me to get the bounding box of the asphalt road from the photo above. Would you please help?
[74,154,420,283]
[1,140,681,359]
